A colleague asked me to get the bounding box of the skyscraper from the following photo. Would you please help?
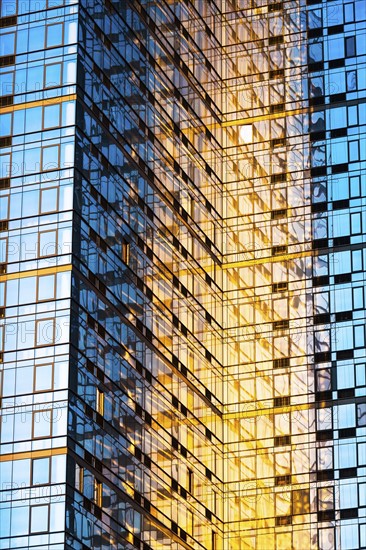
[0,0,365,549]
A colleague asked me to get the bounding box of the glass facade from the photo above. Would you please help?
[0,0,365,549]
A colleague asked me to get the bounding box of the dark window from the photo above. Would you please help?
[345,36,356,57]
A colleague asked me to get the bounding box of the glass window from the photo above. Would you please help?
[0,113,11,136]
[14,365,32,396]
[346,70,357,91]
[318,487,334,510]
[12,458,30,486]
[46,24,63,47]
[13,109,25,136]
[338,404,356,428]
[51,454,66,483]
[27,65,43,93]
[352,249,362,271]
[32,457,50,485]
[344,3,355,22]
[340,524,359,550]
[329,107,346,129]
[9,192,22,220]
[41,187,58,213]
[356,364,366,386]
[43,104,60,129]
[333,212,349,237]
[0,71,13,96]
[319,528,335,550]
[345,36,356,57]
[308,42,323,63]
[309,76,324,98]
[0,462,12,496]
[0,196,8,220]
[15,28,28,54]
[335,325,353,350]
[338,442,357,468]
[33,409,52,438]
[25,106,42,133]
[1,0,17,16]
[0,153,11,177]
[359,442,366,464]
[355,0,366,20]
[351,213,361,234]
[328,37,344,60]
[6,281,19,306]
[310,111,325,132]
[62,100,75,126]
[39,230,57,257]
[350,176,361,197]
[45,63,62,88]
[11,506,29,536]
[328,70,345,95]
[42,145,60,171]
[24,146,41,172]
[349,140,359,161]
[340,482,358,508]
[34,363,53,391]
[0,33,15,56]
[19,276,36,305]
[36,318,55,346]
[38,274,56,301]
[29,25,45,52]
[330,139,348,164]
[13,410,32,440]
[30,504,49,533]
[317,408,332,430]
[327,3,343,25]
[357,403,366,426]
[96,388,104,415]
[359,484,366,507]
[337,363,354,389]
[348,105,358,126]
[308,9,322,28]
[353,286,364,308]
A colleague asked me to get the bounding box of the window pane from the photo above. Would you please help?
[43,104,60,129]
[29,25,45,52]
[42,145,59,171]
[34,363,53,391]
[30,505,49,533]
[45,63,61,87]
[33,410,52,438]
[46,24,63,47]
[32,457,50,485]
[0,33,15,56]
[38,274,56,301]
[39,230,57,257]
[346,36,356,57]
[25,106,42,133]
[41,188,58,213]
[11,506,29,536]
[12,459,30,486]
[36,319,55,346]
[0,113,11,136]
[1,0,17,15]
[1,72,13,96]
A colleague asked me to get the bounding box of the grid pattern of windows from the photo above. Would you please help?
[0,0,75,548]
[1,0,365,549]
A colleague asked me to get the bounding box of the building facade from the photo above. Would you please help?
[0,0,365,549]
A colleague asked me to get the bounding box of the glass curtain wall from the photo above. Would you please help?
[1,0,365,549]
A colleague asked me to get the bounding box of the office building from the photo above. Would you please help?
[0,0,365,548]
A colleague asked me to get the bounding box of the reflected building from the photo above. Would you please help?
[0,0,365,549]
